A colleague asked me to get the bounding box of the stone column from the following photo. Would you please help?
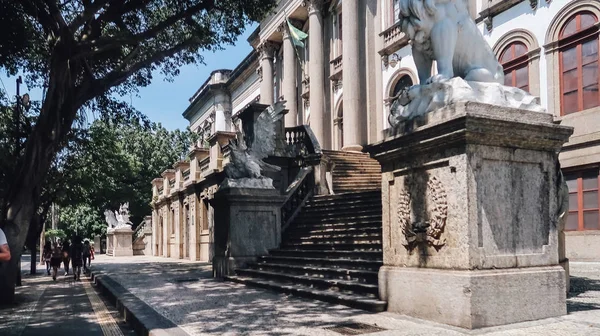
[259,42,278,105]
[282,21,298,127]
[342,0,366,151]
[308,0,325,145]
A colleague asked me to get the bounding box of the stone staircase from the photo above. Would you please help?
[322,149,381,193]
[226,150,386,312]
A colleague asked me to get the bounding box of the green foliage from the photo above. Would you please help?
[55,118,195,236]
[45,229,66,242]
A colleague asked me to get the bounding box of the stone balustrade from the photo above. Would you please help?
[329,55,343,80]
[378,23,409,58]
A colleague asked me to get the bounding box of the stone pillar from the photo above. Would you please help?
[211,188,285,277]
[259,42,278,105]
[342,0,366,151]
[282,22,298,127]
[368,103,573,329]
[173,199,182,259]
[308,0,325,145]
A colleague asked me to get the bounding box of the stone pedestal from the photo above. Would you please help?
[106,228,134,257]
[210,187,285,277]
[367,102,573,329]
[93,236,101,254]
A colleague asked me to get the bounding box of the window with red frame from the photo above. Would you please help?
[559,12,600,115]
[499,42,529,92]
[565,168,600,231]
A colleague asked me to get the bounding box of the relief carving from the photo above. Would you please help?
[397,176,448,251]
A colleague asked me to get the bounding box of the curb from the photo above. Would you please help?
[90,271,189,336]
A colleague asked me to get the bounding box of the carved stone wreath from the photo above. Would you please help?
[397,176,448,251]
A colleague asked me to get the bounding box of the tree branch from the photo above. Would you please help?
[80,37,199,102]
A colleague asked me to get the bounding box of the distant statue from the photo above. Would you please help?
[221,101,287,189]
[104,203,133,231]
[389,0,543,125]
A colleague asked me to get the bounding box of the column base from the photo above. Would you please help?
[341,144,363,152]
[379,266,566,329]
[213,256,255,278]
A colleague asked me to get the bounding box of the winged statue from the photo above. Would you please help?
[222,101,286,188]
[104,209,119,231]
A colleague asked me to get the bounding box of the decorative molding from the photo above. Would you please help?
[397,176,448,251]
[529,0,538,9]
[483,15,493,32]
[257,41,279,60]
[256,66,262,82]
[389,53,402,68]
[308,0,326,14]
[382,54,389,68]
[332,79,343,93]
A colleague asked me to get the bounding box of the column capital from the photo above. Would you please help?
[257,41,279,60]
[307,0,326,14]
[278,19,304,39]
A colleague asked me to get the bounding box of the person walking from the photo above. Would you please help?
[70,236,84,281]
[42,242,52,275]
[50,241,62,281]
[82,239,92,272]
[0,227,10,262]
[62,239,71,276]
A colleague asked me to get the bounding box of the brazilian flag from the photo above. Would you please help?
[287,18,308,48]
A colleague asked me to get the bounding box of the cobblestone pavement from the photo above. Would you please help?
[0,255,135,336]
[91,256,600,336]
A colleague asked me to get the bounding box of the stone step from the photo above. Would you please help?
[284,237,382,246]
[332,163,381,169]
[332,183,381,189]
[285,226,382,237]
[269,249,382,260]
[301,202,382,214]
[289,219,382,231]
[282,242,382,251]
[225,276,387,312]
[333,187,381,194]
[333,175,381,180]
[322,149,371,157]
[248,262,379,283]
[303,200,381,210]
[257,255,383,271]
[297,208,382,219]
[284,231,382,241]
[234,268,380,295]
[294,213,382,225]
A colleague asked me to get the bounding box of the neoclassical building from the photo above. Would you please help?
[151,0,600,262]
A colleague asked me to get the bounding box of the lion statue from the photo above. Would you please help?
[398,0,504,84]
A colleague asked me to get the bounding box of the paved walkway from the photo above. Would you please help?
[91,255,600,336]
[0,255,134,336]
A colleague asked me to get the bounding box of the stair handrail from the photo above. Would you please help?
[281,166,314,232]
[133,220,148,241]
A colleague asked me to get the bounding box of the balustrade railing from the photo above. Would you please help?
[330,55,343,79]
[183,169,191,181]
[133,220,148,241]
[284,125,321,157]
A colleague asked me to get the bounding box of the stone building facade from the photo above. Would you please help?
[151,0,600,261]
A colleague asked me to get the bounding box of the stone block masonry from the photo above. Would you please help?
[368,102,573,329]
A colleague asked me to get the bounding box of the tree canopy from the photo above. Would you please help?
[0,0,275,303]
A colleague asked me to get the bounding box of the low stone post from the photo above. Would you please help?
[367,102,573,329]
[210,188,285,278]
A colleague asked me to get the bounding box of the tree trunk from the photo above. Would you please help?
[0,53,83,303]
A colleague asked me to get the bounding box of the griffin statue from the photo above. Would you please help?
[221,101,287,189]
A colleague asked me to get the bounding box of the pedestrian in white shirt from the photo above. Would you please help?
[0,228,10,262]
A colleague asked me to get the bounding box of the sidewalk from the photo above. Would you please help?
[0,256,134,336]
[91,255,600,336]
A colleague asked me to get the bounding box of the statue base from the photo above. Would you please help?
[210,187,285,277]
[219,177,274,189]
[368,102,573,329]
[106,228,134,257]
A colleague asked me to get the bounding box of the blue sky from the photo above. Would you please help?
[0,23,257,131]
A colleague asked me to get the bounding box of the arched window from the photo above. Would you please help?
[500,42,529,92]
[391,75,413,97]
[559,12,599,115]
